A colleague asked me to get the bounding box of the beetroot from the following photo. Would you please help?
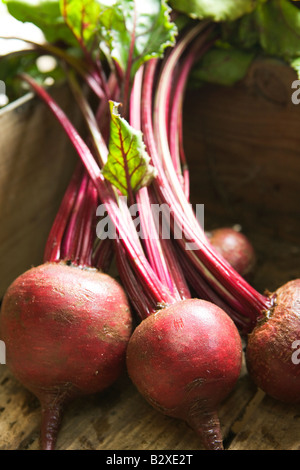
[15,19,298,450]
[0,261,132,450]
[246,279,300,404]
[126,298,242,450]
[206,227,256,278]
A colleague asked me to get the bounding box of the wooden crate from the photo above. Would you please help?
[0,59,299,451]
[0,86,79,298]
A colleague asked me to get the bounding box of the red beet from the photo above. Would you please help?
[246,279,300,403]
[206,227,256,278]
[126,298,242,450]
[0,261,132,450]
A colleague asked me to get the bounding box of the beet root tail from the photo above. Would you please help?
[39,393,67,450]
[188,408,224,450]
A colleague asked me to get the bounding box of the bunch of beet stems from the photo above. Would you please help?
[2,24,274,331]
[44,161,112,273]
[20,21,278,450]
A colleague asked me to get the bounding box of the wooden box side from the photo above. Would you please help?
[0,86,81,298]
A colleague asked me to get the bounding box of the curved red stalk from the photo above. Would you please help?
[92,237,114,273]
[114,237,157,319]
[44,162,84,263]
[61,0,110,100]
[167,31,215,200]
[61,171,89,263]
[77,176,99,266]
[130,66,187,299]
[122,0,137,118]
[140,59,251,316]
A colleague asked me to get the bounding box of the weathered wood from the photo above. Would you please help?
[0,362,254,450]
[0,87,79,298]
[184,58,300,245]
[229,393,300,450]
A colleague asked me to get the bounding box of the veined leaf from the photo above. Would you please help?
[102,101,157,199]
[59,0,101,48]
[4,0,177,80]
[98,0,177,79]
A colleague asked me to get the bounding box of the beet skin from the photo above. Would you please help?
[0,261,132,449]
[126,298,243,450]
[246,279,300,403]
[206,227,256,278]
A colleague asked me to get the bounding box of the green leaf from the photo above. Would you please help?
[188,0,300,88]
[59,0,101,48]
[3,0,76,45]
[222,0,300,61]
[102,101,157,198]
[98,0,177,78]
[4,0,177,78]
[169,0,260,22]
[290,57,300,79]
[190,46,255,87]
[254,0,300,61]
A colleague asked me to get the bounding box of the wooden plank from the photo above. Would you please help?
[183,58,300,245]
[228,392,300,450]
[0,361,255,450]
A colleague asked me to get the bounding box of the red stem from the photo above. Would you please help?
[114,237,157,319]
[61,0,110,100]
[44,162,84,263]
[122,0,137,118]
[77,176,99,267]
[130,67,183,297]
[167,35,214,200]
[21,73,175,308]
[61,171,89,263]
[92,237,114,273]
